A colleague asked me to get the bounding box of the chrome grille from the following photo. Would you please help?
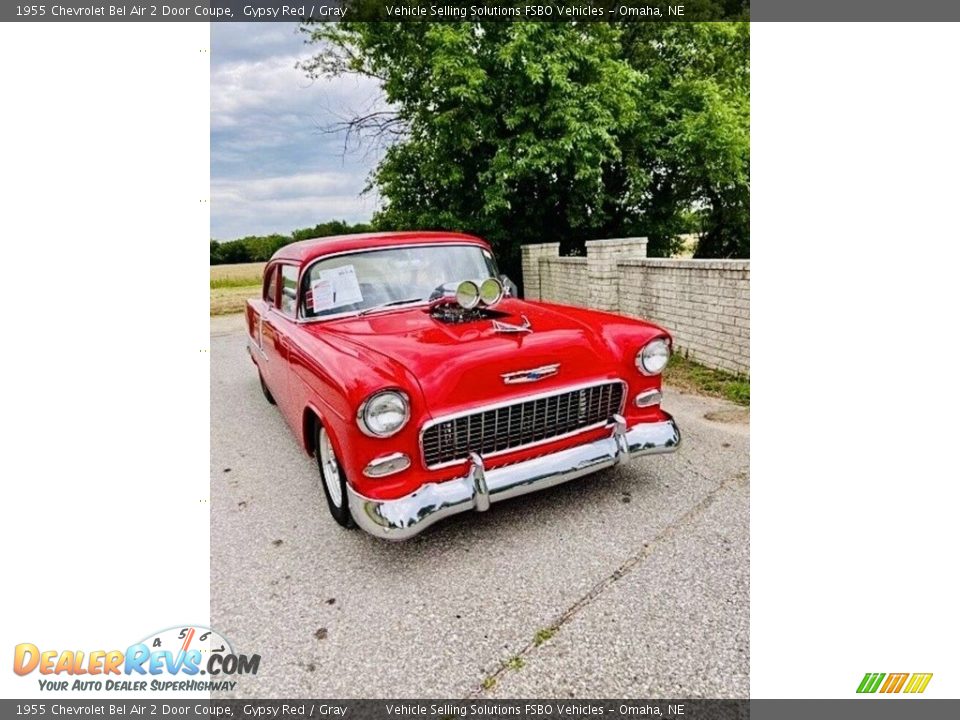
[421,381,625,468]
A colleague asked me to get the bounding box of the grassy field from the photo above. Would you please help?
[210,262,266,288]
[210,262,264,315]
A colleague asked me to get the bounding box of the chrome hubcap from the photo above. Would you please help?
[318,428,343,508]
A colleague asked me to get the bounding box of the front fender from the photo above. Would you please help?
[286,329,428,498]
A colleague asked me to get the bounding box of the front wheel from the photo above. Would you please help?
[316,425,355,528]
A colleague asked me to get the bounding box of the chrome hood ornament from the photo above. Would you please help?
[492,314,532,334]
[501,363,560,384]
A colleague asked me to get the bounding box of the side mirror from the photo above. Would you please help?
[500,274,518,298]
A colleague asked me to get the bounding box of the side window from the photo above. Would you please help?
[263,265,277,306]
[280,265,299,317]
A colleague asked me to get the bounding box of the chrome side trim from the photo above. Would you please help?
[348,413,681,541]
[418,378,628,470]
[247,336,268,362]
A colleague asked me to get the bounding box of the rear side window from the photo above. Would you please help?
[280,265,298,317]
[263,265,277,306]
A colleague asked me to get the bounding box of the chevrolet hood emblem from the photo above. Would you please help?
[501,363,561,384]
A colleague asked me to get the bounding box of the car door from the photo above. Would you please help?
[263,263,300,427]
[257,262,288,403]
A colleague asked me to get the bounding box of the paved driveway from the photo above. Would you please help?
[210,315,749,698]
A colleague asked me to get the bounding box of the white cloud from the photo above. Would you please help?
[212,172,378,239]
[211,23,388,239]
[211,55,383,131]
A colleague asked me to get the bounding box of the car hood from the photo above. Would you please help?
[311,299,624,415]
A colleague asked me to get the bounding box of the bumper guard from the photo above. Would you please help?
[347,413,680,541]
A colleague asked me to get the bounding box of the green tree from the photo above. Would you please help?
[299,21,749,275]
[620,23,750,257]
[214,238,253,264]
[292,220,373,242]
[210,220,376,264]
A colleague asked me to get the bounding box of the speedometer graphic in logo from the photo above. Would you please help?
[138,625,233,673]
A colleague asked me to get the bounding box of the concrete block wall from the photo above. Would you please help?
[618,259,750,375]
[520,238,749,374]
[585,237,648,311]
[538,256,589,308]
[520,242,560,301]
[523,237,648,310]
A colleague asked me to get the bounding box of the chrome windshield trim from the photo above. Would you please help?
[295,241,492,325]
[418,378,628,470]
[297,300,434,325]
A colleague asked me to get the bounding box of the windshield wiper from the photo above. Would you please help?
[357,298,425,316]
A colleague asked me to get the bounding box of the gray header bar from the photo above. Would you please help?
[9,1,743,23]
[5,0,960,21]
[2,700,960,719]
[756,0,960,20]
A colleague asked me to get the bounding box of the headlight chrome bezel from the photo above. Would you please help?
[455,280,481,309]
[356,389,411,438]
[636,337,671,376]
[479,277,505,307]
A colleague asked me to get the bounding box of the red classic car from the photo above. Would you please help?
[246,231,680,540]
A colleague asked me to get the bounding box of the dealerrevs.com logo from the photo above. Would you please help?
[857,672,933,694]
[13,625,260,692]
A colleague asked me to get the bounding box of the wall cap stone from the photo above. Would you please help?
[584,236,648,247]
[618,258,750,270]
[520,242,560,250]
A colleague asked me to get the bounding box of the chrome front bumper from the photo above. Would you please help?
[347,413,680,541]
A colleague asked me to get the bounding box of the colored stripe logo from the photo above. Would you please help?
[857,672,932,694]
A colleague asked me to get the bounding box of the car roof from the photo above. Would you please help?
[270,231,491,266]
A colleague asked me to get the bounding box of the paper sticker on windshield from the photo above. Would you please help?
[310,265,363,311]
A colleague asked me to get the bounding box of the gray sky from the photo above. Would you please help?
[211,23,383,240]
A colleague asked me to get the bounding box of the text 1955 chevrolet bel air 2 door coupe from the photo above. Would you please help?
[246,231,680,540]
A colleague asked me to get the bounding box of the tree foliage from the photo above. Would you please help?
[300,21,749,273]
[210,220,373,265]
[620,23,749,257]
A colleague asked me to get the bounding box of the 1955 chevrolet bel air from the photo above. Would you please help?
[246,231,680,540]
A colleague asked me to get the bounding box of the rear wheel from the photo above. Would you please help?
[259,371,276,405]
[316,425,354,528]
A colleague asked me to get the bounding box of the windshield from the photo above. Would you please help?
[301,243,498,319]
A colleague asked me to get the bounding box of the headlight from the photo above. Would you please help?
[636,338,670,376]
[479,277,504,307]
[455,280,481,309]
[357,390,410,437]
